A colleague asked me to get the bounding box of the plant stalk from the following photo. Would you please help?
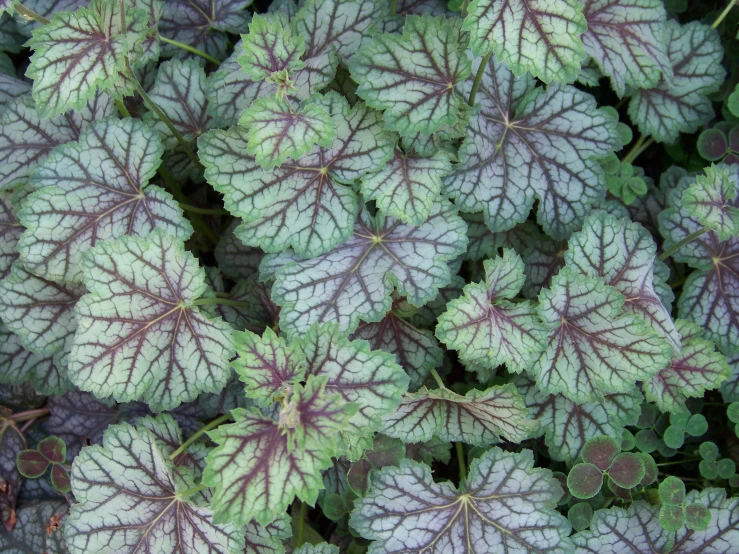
[192,297,251,309]
[169,413,231,459]
[177,484,207,498]
[658,226,711,262]
[179,204,230,216]
[9,408,50,422]
[429,367,446,389]
[656,458,700,467]
[468,52,492,107]
[456,443,467,483]
[712,0,736,28]
[159,36,221,65]
[13,3,50,24]
[114,98,131,118]
[296,501,307,546]
[622,135,654,165]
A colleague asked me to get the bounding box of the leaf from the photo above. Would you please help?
[0,73,30,114]
[25,0,147,118]
[0,413,24,532]
[203,375,354,526]
[272,201,467,337]
[436,249,546,374]
[682,164,739,241]
[532,269,671,403]
[214,220,263,280]
[145,59,213,150]
[69,230,234,411]
[239,96,337,170]
[18,117,192,283]
[199,93,394,258]
[628,20,725,143]
[218,276,280,334]
[0,500,67,554]
[350,448,573,554]
[238,13,305,82]
[565,212,680,349]
[643,320,731,414]
[348,14,471,137]
[244,513,291,554]
[65,418,243,554]
[444,56,620,240]
[0,194,22,280]
[581,0,671,97]
[462,0,586,83]
[381,384,536,446]
[0,325,70,395]
[359,148,451,225]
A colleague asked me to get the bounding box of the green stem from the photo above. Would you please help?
[159,36,221,65]
[656,458,700,467]
[9,408,50,422]
[712,0,736,28]
[114,98,131,118]
[296,501,307,547]
[391,0,397,15]
[456,443,467,483]
[178,484,207,498]
[468,52,493,107]
[170,413,231,459]
[13,3,50,24]
[658,226,711,262]
[192,296,251,309]
[429,367,446,389]
[622,135,654,165]
[159,168,218,244]
[179,204,230,216]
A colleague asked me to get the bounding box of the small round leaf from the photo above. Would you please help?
[37,436,66,463]
[663,425,685,449]
[685,503,711,531]
[635,429,658,453]
[568,502,594,532]
[639,454,658,487]
[699,459,718,480]
[50,463,71,493]
[582,435,620,470]
[567,463,604,500]
[717,458,736,479]
[347,459,372,496]
[659,476,686,506]
[669,412,690,429]
[621,430,635,452]
[16,450,50,478]
[699,441,719,461]
[608,452,646,489]
[686,414,708,437]
[697,128,728,161]
[659,504,686,532]
[727,402,739,423]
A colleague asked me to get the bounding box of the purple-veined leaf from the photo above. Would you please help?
[682,164,739,241]
[18,117,192,283]
[462,0,586,83]
[0,324,70,395]
[238,13,305,83]
[0,411,25,532]
[720,353,739,403]
[0,74,29,114]
[464,214,542,262]
[522,236,567,299]
[444,56,620,240]
[406,272,465,331]
[65,418,244,554]
[349,14,471,137]
[436,249,546,374]
[0,194,21,280]
[214,220,263,280]
[565,212,680,349]
[0,13,24,52]
[272,201,467,337]
[218,276,280,334]
[350,448,573,554]
[381,383,536,446]
[581,0,671,97]
[0,500,67,553]
[203,375,354,526]
[13,0,88,34]
[628,20,725,143]
[46,390,117,449]
[243,513,291,554]
[532,268,671,403]
[68,230,234,411]
[199,93,394,258]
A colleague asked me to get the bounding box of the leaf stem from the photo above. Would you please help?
[170,413,232,460]
[456,442,467,483]
[13,3,50,24]
[468,52,492,107]
[296,501,307,546]
[712,0,736,28]
[9,408,50,422]
[177,483,207,498]
[622,135,654,165]
[192,296,250,309]
[658,226,711,262]
[390,0,397,15]
[179,204,230,216]
[656,457,700,467]
[114,98,131,118]
[159,36,221,65]
[158,167,218,244]
[429,367,446,389]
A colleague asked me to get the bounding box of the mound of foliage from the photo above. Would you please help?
[1,0,739,551]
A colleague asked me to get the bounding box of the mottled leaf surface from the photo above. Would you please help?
[0,194,22,279]
[682,164,739,241]
[0,324,69,395]
[239,13,305,82]
[0,501,67,554]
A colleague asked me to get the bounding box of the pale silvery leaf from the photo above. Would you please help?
[238,13,305,82]
[522,236,566,299]
[244,514,291,554]
[69,230,234,411]
[532,269,671,403]
[26,0,147,118]
[464,214,542,262]
[720,354,739,403]
[203,375,354,526]
[214,220,263,280]
[46,390,117,446]
[0,74,29,113]
[643,320,731,415]
[406,273,465,330]
[0,324,70,395]
[145,59,213,150]
[359,148,451,225]
[0,193,21,279]
[199,93,394,258]
[628,20,725,143]
[295,544,338,554]
[682,164,739,241]
[18,117,192,283]
[565,212,680,349]
[463,0,586,83]
[65,418,244,554]
[272,201,467,337]
[444,56,620,240]
[581,0,670,97]
[516,374,643,463]
[218,276,280,334]
[0,501,67,554]
[381,384,536,446]
[238,95,337,170]
[348,14,471,137]
[436,250,546,374]
[350,448,573,554]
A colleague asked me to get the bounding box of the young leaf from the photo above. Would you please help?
[18,117,192,283]
[532,269,671,403]
[0,194,21,280]
[26,0,148,118]
[272,201,467,337]
[203,375,354,526]
[463,0,586,83]
[65,419,243,554]
[682,164,739,241]
[436,249,546,374]
[381,384,536,446]
[628,20,725,143]
[238,13,305,82]
[445,56,620,240]
[69,230,235,411]
[348,14,471,137]
[350,448,573,553]
[0,501,67,553]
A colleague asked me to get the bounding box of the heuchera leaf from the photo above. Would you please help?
[436,249,546,374]
[350,448,573,553]
[65,418,244,554]
[0,194,22,279]
[199,93,394,258]
[348,14,471,137]
[68,230,235,411]
[214,220,263,280]
[203,375,354,526]
[628,20,725,143]
[581,0,671,97]
[25,0,148,118]
[0,324,70,395]
[462,0,586,83]
[532,268,671,403]
[0,411,26,532]
[444,56,620,240]
[18,117,192,283]
[244,513,292,554]
[271,201,467,337]
[238,13,305,83]
[0,500,67,553]
[682,164,739,241]
[381,383,536,446]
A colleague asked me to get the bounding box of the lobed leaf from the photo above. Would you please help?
[0,193,22,279]
[682,164,739,241]
[238,13,305,82]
